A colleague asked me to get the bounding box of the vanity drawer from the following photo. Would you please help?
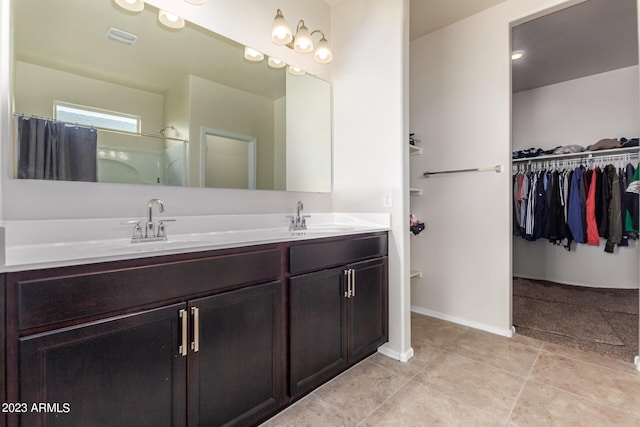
[289,233,387,275]
[14,248,281,331]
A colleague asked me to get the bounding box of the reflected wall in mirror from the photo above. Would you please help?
[12,0,332,192]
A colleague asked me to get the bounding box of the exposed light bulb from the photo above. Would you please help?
[293,21,313,54]
[314,36,332,64]
[244,46,264,62]
[114,0,144,12]
[268,57,286,69]
[511,50,525,60]
[159,10,185,29]
[272,9,293,45]
[288,66,305,76]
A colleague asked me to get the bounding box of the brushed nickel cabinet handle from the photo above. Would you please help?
[351,269,356,297]
[344,269,351,298]
[179,309,188,357]
[191,306,200,353]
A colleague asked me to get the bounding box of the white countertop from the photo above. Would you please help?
[0,213,390,272]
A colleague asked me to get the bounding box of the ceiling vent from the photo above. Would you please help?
[105,27,138,45]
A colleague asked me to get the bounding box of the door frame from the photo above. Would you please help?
[199,127,256,189]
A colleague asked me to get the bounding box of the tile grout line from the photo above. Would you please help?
[504,345,543,425]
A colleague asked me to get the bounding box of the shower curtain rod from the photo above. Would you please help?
[422,165,503,177]
[14,113,188,144]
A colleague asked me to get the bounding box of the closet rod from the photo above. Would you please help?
[13,113,188,144]
[512,146,639,163]
[422,165,503,177]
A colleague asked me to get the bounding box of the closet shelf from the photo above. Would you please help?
[512,146,639,163]
[410,270,422,279]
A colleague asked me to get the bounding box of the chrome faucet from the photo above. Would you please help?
[122,198,175,242]
[288,200,310,231]
[146,198,164,238]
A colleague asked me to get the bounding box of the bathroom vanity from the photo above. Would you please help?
[0,214,389,427]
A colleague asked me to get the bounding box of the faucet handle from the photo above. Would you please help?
[121,220,143,240]
[156,219,176,239]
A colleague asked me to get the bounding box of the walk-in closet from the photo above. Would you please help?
[511,0,639,362]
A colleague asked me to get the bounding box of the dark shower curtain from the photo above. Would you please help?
[16,116,98,182]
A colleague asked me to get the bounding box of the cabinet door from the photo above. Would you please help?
[19,303,187,427]
[188,281,284,427]
[348,257,388,363]
[289,267,348,398]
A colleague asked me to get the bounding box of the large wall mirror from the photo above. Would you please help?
[11,0,332,192]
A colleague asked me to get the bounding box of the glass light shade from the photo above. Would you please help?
[114,0,144,12]
[288,66,305,76]
[184,0,206,4]
[272,10,293,45]
[293,22,313,54]
[159,10,185,29]
[268,57,286,69]
[244,47,264,62]
[313,36,332,64]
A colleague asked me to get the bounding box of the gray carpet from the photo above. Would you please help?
[513,277,639,362]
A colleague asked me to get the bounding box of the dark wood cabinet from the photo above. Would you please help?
[188,281,284,427]
[19,303,187,427]
[2,232,388,427]
[289,235,388,399]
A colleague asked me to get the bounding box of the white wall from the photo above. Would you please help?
[273,96,286,191]
[513,65,640,150]
[188,75,275,190]
[0,0,333,220]
[512,65,640,289]
[331,0,412,361]
[410,0,582,335]
[286,73,331,193]
[15,61,165,152]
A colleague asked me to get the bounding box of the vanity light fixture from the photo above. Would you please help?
[288,65,305,76]
[267,56,286,69]
[244,47,265,62]
[114,0,144,13]
[159,9,185,29]
[511,50,525,60]
[271,9,333,64]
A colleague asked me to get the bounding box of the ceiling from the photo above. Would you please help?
[408,0,639,93]
[512,0,638,92]
[13,0,286,99]
[409,0,507,41]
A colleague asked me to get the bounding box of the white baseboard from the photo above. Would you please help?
[635,355,640,371]
[411,306,514,337]
[377,344,414,362]
[514,274,639,290]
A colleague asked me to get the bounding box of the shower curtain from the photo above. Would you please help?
[16,116,98,182]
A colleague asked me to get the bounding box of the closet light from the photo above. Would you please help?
[114,0,144,13]
[159,10,185,29]
[268,57,286,69]
[512,50,525,60]
[288,66,305,76]
[244,47,264,62]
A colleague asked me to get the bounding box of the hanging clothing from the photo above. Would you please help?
[604,165,622,253]
[585,168,600,245]
[625,164,639,233]
[567,167,586,244]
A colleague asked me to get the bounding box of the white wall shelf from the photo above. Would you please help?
[409,144,422,155]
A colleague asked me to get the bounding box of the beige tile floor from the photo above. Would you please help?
[262,313,640,426]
